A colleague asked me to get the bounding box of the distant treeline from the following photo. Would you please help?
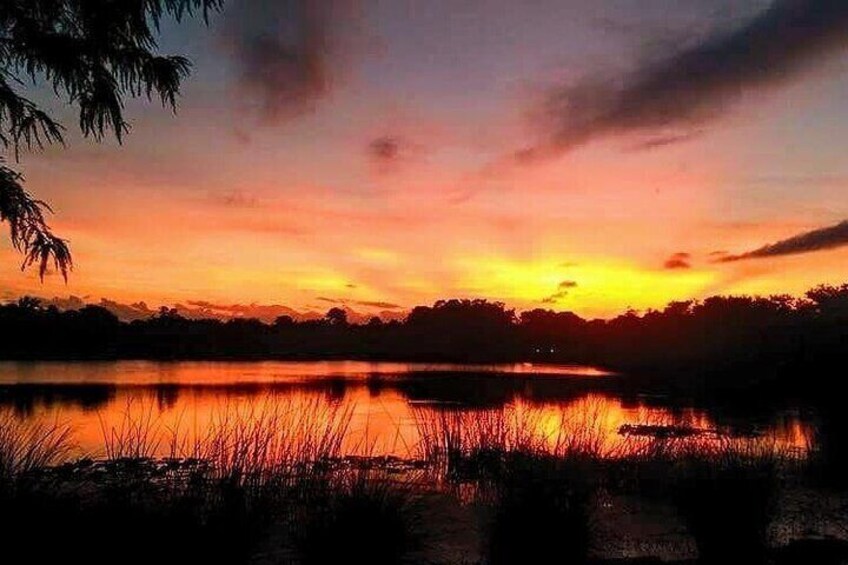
[3,285,848,395]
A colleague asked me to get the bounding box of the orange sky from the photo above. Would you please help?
[3,1,848,319]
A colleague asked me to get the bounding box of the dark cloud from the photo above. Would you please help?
[100,299,156,322]
[317,297,403,310]
[718,220,848,262]
[664,252,692,270]
[43,295,88,311]
[39,297,154,322]
[313,301,405,323]
[541,292,568,305]
[214,190,260,208]
[16,296,349,323]
[39,297,155,321]
[523,0,848,158]
[745,173,848,189]
[366,135,421,172]
[355,300,402,310]
[628,130,703,151]
[369,136,403,162]
[182,301,313,322]
[446,188,474,206]
[222,0,353,121]
[542,281,579,304]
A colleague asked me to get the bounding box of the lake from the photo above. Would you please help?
[0,360,813,459]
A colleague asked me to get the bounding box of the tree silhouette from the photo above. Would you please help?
[0,0,223,279]
[15,295,40,310]
[2,287,848,393]
[325,307,348,326]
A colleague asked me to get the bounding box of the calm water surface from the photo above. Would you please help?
[0,361,813,458]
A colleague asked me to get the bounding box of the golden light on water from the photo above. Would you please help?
[7,383,811,461]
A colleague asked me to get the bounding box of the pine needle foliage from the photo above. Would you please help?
[0,0,223,279]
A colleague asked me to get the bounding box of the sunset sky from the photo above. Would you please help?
[3,0,848,319]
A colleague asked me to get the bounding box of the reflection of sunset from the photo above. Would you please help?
[2,3,847,563]
[6,364,811,460]
[0,360,612,385]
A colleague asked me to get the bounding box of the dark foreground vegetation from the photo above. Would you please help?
[5,285,848,562]
[2,403,848,565]
[4,283,848,398]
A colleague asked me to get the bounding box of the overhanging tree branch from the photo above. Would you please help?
[0,163,70,280]
[0,0,223,280]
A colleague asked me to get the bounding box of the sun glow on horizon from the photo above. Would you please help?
[456,256,717,316]
[2,2,848,320]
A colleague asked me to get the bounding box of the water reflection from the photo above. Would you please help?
[0,361,813,458]
[0,360,611,385]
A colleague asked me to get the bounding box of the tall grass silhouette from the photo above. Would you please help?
[0,394,827,564]
[0,408,72,482]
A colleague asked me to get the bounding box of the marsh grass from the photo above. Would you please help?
[99,399,165,461]
[480,451,594,565]
[96,395,352,482]
[665,439,789,565]
[414,407,540,479]
[0,396,359,565]
[414,403,804,564]
[414,400,611,485]
[290,468,423,565]
[0,407,72,482]
[807,406,848,488]
[176,396,353,488]
[413,403,605,564]
[0,398,819,565]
